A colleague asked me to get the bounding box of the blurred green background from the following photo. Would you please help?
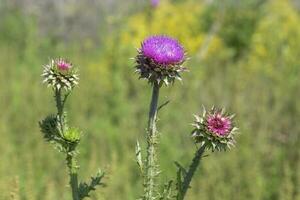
[0,0,299,199]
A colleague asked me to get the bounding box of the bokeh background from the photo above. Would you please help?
[0,0,300,199]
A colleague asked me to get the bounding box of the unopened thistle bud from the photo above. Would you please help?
[192,107,238,151]
[63,128,82,143]
[135,35,187,85]
[42,58,79,91]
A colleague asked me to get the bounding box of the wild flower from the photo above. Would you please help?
[134,35,187,200]
[192,107,238,151]
[40,58,104,200]
[133,36,239,200]
[135,35,187,85]
[207,113,232,136]
[42,58,79,91]
[173,107,238,200]
[56,58,73,71]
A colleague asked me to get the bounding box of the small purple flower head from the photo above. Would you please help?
[207,113,232,137]
[56,59,72,71]
[192,107,238,151]
[135,35,187,85]
[141,35,185,65]
[150,0,160,8]
[42,58,79,91]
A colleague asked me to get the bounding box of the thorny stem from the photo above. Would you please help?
[144,82,160,200]
[55,88,65,133]
[67,148,80,200]
[178,145,206,200]
[54,88,79,200]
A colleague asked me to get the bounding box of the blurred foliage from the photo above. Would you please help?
[0,0,299,199]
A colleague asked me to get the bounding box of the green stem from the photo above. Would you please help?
[55,88,65,133]
[67,152,80,200]
[144,82,160,200]
[178,145,206,200]
[55,88,79,200]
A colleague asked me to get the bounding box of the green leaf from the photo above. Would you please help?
[78,169,105,199]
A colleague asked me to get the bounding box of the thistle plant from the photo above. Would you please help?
[135,35,186,200]
[176,107,238,200]
[191,107,238,152]
[134,35,238,200]
[40,58,105,200]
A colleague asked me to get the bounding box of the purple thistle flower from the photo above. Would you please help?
[135,35,187,85]
[141,35,185,65]
[207,113,232,137]
[42,58,79,91]
[56,59,72,71]
[151,0,160,7]
[192,107,238,151]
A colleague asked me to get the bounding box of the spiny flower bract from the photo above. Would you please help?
[42,58,79,91]
[135,35,187,85]
[191,107,238,151]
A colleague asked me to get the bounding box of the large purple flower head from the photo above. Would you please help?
[141,36,185,65]
[135,35,187,85]
[192,107,238,151]
[42,58,79,91]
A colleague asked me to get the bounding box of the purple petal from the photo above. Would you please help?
[141,35,185,65]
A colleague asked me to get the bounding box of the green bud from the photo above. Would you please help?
[63,128,82,143]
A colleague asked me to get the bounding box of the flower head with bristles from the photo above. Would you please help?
[42,58,79,91]
[191,107,238,151]
[135,35,187,85]
[57,59,72,71]
[207,113,232,137]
